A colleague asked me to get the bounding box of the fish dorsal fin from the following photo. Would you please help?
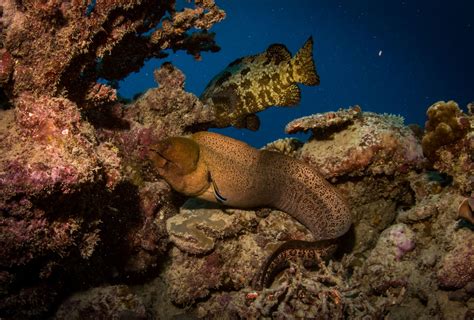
[266,44,292,63]
[276,84,301,106]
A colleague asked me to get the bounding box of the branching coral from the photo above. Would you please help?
[0,0,224,107]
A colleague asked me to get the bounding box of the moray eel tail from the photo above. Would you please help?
[252,239,338,290]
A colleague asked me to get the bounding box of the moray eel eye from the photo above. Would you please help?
[149,137,200,176]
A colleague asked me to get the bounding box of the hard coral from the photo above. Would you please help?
[124,63,214,138]
[422,100,470,161]
[285,105,362,135]
[1,0,224,107]
[421,101,474,193]
[292,108,425,179]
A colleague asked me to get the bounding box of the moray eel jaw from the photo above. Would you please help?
[149,137,211,197]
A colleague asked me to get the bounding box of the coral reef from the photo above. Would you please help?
[1,0,473,317]
[140,103,471,319]
[1,0,224,106]
[47,101,474,319]
[421,101,473,193]
[285,105,362,134]
[293,106,426,179]
[0,1,225,318]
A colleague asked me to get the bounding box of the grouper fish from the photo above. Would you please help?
[200,37,320,130]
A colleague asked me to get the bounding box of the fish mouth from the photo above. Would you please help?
[148,145,170,169]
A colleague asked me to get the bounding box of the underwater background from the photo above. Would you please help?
[120,0,474,147]
[1,0,474,319]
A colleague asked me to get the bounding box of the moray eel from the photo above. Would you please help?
[148,131,351,289]
[200,37,319,131]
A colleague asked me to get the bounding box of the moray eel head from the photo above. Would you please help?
[148,137,210,196]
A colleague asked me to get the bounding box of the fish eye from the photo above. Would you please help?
[150,147,171,163]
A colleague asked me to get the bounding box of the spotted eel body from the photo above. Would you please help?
[149,131,352,289]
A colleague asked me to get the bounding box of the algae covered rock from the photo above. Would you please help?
[437,229,474,290]
[166,199,259,254]
[54,285,147,320]
[290,108,425,179]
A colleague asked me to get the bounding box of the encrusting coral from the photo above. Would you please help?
[285,105,362,134]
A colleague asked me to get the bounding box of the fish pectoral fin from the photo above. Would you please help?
[208,172,227,203]
[276,84,301,106]
[232,114,260,131]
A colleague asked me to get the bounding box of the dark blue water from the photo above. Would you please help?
[119,0,474,147]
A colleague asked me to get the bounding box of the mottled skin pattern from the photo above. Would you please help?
[256,239,338,289]
[200,37,319,129]
[148,132,351,288]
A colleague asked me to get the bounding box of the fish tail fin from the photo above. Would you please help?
[291,36,320,86]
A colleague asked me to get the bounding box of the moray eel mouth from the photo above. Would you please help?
[148,137,211,197]
[148,137,200,176]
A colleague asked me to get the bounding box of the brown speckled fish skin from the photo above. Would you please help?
[200,36,320,130]
[149,131,352,289]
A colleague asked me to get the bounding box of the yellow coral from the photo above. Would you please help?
[421,100,469,160]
